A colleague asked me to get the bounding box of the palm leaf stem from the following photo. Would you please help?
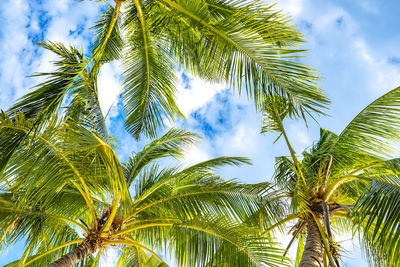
[261,213,299,236]
[91,248,102,267]
[101,193,122,235]
[18,240,35,267]
[324,160,388,201]
[136,246,143,267]
[24,239,84,265]
[132,0,150,104]
[323,155,333,187]
[2,177,12,189]
[124,236,165,264]
[324,175,356,201]
[123,189,260,223]
[105,239,165,263]
[331,211,348,218]
[324,161,388,200]
[95,140,127,234]
[123,218,179,229]
[69,180,98,229]
[278,116,307,185]
[94,1,123,59]
[0,224,12,244]
[283,222,305,257]
[128,0,156,139]
[282,127,305,183]
[96,135,131,233]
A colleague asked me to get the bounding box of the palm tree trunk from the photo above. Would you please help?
[299,216,325,267]
[48,239,98,267]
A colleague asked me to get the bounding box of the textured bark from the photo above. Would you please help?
[299,216,325,267]
[48,239,98,267]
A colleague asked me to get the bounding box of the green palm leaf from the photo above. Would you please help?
[66,66,110,142]
[115,0,328,138]
[153,0,328,112]
[124,128,200,186]
[7,42,87,123]
[116,245,168,267]
[91,4,124,63]
[330,86,400,162]
[122,1,183,139]
[353,177,400,266]
[1,113,287,265]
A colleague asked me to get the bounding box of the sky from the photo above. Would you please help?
[0,0,400,266]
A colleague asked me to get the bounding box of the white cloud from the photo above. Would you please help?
[98,61,123,116]
[182,144,211,166]
[293,0,400,97]
[0,0,31,108]
[176,89,278,183]
[44,0,70,15]
[287,122,312,152]
[224,123,259,153]
[274,0,304,17]
[175,71,227,117]
[353,39,400,94]
[99,248,119,267]
[357,0,379,15]
[0,0,103,110]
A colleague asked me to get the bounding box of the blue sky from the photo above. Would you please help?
[1,0,400,266]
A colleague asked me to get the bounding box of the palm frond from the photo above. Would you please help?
[353,177,400,266]
[261,94,294,134]
[91,4,124,63]
[180,156,251,175]
[66,66,109,142]
[122,1,182,139]
[273,156,296,190]
[115,243,168,267]
[119,216,289,267]
[124,128,200,186]
[330,86,400,162]
[0,112,34,179]
[7,42,87,124]
[154,0,328,115]
[125,159,284,235]
[0,193,91,266]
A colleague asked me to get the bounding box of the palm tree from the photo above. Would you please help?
[0,1,330,265]
[257,86,400,266]
[0,2,318,263]
[0,112,288,266]
[8,0,328,140]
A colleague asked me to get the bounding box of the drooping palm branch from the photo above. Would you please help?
[8,0,328,140]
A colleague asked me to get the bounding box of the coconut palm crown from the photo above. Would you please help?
[0,111,289,266]
[259,86,400,266]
